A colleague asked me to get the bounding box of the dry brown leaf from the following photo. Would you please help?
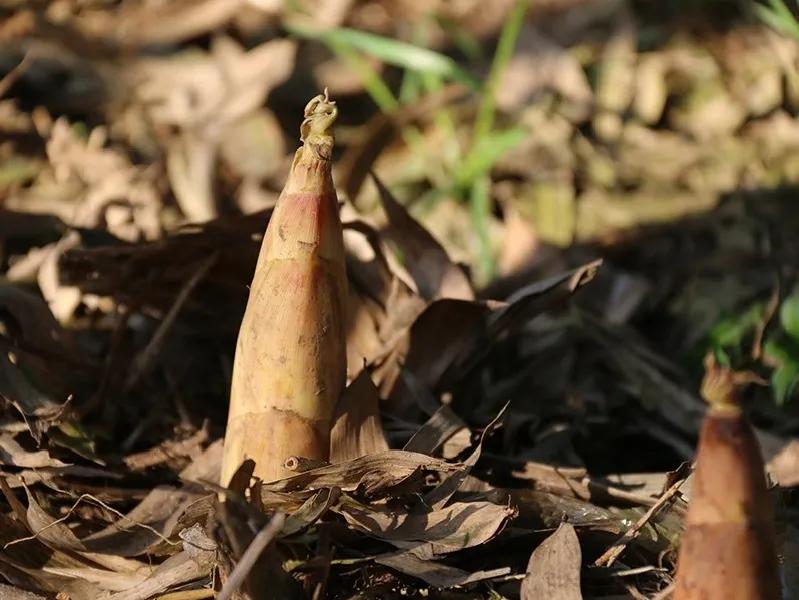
[0,583,47,599]
[165,132,217,223]
[397,299,492,398]
[38,232,84,324]
[341,213,427,382]
[0,539,103,600]
[0,490,146,597]
[123,426,209,472]
[521,522,582,600]
[0,282,77,358]
[0,285,80,440]
[497,25,593,121]
[281,488,339,538]
[83,441,221,556]
[396,260,600,405]
[423,405,507,510]
[371,174,473,301]
[403,405,469,456]
[330,370,389,463]
[375,551,510,588]
[107,525,216,600]
[132,37,295,222]
[498,201,540,276]
[8,119,162,242]
[22,484,88,552]
[16,486,151,585]
[219,109,286,180]
[336,495,514,559]
[132,37,295,130]
[262,450,460,497]
[112,0,244,46]
[1,465,123,489]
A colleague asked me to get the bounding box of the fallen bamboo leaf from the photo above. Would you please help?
[330,370,389,463]
[112,0,245,46]
[22,483,88,552]
[0,583,47,599]
[260,450,460,497]
[123,425,210,472]
[399,260,601,403]
[423,404,507,510]
[0,284,83,441]
[335,494,514,559]
[0,435,69,469]
[0,487,147,597]
[371,172,473,301]
[83,441,221,557]
[280,488,339,538]
[403,404,470,456]
[375,551,510,588]
[107,525,216,600]
[521,522,582,600]
[133,37,295,222]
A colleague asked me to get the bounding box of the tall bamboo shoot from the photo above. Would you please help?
[221,92,347,485]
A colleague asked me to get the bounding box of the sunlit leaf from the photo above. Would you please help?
[772,362,799,405]
[779,294,799,342]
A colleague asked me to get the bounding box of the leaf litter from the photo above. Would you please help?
[1,1,799,599]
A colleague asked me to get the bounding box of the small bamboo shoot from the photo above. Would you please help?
[221,92,347,485]
[673,356,780,600]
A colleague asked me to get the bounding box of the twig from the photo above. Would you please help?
[217,512,286,600]
[0,52,31,98]
[650,582,676,600]
[624,582,649,600]
[125,253,218,390]
[611,566,667,578]
[593,476,688,568]
[751,283,780,361]
[156,589,215,600]
[3,491,179,549]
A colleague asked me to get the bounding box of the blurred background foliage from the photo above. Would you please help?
[2,0,799,411]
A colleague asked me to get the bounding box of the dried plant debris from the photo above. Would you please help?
[1,1,799,598]
[521,523,582,600]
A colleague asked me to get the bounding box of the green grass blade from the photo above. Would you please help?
[326,38,399,112]
[288,23,480,89]
[471,0,531,145]
[755,0,799,39]
[470,174,495,285]
[435,15,484,61]
[455,127,526,188]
